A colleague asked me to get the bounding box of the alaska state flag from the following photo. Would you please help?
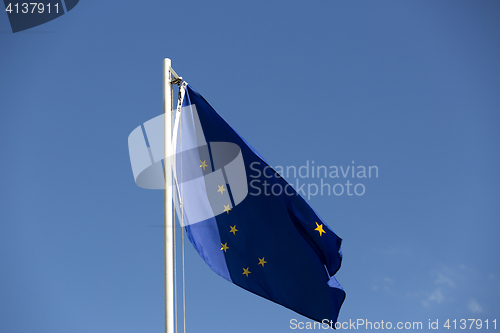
[172,84,345,325]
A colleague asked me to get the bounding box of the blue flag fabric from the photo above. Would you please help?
[174,84,345,325]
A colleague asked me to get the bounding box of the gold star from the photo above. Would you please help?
[242,267,251,277]
[200,160,208,171]
[314,222,326,236]
[258,257,267,267]
[223,204,231,214]
[229,225,238,235]
[220,243,229,252]
[217,185,226,194]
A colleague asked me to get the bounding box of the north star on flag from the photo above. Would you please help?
[171,84,345,325]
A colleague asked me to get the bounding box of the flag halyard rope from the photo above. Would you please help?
[171,82,178,333]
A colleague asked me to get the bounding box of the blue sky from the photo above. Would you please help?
[1,1,499,332]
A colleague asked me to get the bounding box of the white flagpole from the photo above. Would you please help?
[163,58,174,333]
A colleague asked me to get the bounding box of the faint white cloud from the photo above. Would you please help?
[419,267,456,308]
[422,289,444,308]
[418,265,462,309]
[405,264,496,314]
[382,277,394,284]
[372,276,394,293]
[417,264,495,313]
[468,299,483,313]
[435,272,455,287]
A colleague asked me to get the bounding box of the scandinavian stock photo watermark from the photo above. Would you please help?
[249,160,379,200]
[290,318,497,330]
[4,1,80,33]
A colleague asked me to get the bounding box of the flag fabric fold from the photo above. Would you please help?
[173,84,345,325]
